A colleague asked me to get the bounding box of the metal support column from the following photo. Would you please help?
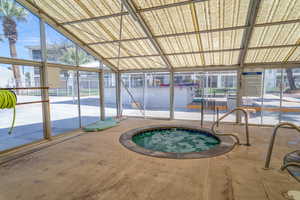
[39,19,52,139]
[169,71,175,120]
[279,69,284,122]
[143,73,147,118]
[99,67,105,120]
[236,69,243,123]
[116,71,122,118]
[75,46,82,127]
[261,69,266,124]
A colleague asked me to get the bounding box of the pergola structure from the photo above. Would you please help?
[16,0,300,72]
[0,0,297,138]
[2,1,300,196]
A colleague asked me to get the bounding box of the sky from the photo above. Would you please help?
[0,0,73,62]
[0,8,40,59]
[0,0,100,72]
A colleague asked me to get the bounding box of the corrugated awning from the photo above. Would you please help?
[20,0,300,71]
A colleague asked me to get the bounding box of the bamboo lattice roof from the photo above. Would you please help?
[21,0,300,71]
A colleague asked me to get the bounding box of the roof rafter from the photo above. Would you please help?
[61,0,208,25]
[15,0,119,72]
[87,26,247,46]
[107,48,241,59]
[238,0,261,67]
[105,44,300,60]
[86,19,300,46]
[120,0,173,70]
[119,61,300,73]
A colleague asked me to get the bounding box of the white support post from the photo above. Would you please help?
[99,67,105,120]
[236,69,243,123]
[75,46,82,128]
[170,71,175,120]
[143,73,147,118]
[39,19,52,139]
[279,69,284,122]
[260,69,266,124]
[116,72,122,118]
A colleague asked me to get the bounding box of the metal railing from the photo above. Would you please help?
[211,107,250,146]
[200,99,217,128]
[280,161,300,171]
[264,122,300,169]
[0,87,49,105]
[120,79,145,117]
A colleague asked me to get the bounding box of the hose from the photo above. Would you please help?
[0,90,17,134]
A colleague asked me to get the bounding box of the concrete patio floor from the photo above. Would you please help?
[0,118,299,200]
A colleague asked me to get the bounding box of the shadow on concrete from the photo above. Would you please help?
[0,116,100,151]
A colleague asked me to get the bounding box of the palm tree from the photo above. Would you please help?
[59,46,92,66]
[0,0,28,87]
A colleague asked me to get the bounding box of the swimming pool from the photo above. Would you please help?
[120,125,236,159]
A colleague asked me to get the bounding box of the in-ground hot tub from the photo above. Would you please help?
[119,125,236,159]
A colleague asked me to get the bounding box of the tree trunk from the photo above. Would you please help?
[9,40,21,88]
[4,17,21,89]
[286,68,297,91]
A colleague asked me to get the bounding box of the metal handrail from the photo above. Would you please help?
[211,107,250,146]
[281,162,300,171]
[264,122,300,169]
[120,79,145,116]
[0,87,49,90]
[17,100,49,105]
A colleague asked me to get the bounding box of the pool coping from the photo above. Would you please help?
[119,124,236,159]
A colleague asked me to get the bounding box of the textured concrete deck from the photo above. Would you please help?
[0,118,299,200]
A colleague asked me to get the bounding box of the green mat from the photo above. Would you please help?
[83,118,119,132]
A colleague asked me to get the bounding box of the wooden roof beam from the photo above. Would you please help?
[105,44,300,60]
[87,19,300,46]
[119,62,300,73]
[61,0,208,25]
[106,48,242,59]
[238,0,261,67]
[120,0,173,70]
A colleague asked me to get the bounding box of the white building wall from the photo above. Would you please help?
[105,87,190,109]
[0,67,14,87]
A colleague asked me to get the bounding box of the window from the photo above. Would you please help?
[78,48,98,68]
[282,68,300,125]
[131,74,144,88]
[174,71,237,122]
[49,69,80,135]
[45,24,76,65]
[122,73,145,117]
[0,64,43,151]
[145,73,170,118]
[104,72,117,117]
[222,75,235,88]
[207,76,218,88]
[261,69,281,125]
[79,71,100,126]
[174,72,201,120]
[0,0,41,61]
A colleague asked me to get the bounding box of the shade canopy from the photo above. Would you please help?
[19,0,300,71]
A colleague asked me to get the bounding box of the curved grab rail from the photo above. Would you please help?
[281,162,300,171]
[264,122,300,169]
[211,107,250,146]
